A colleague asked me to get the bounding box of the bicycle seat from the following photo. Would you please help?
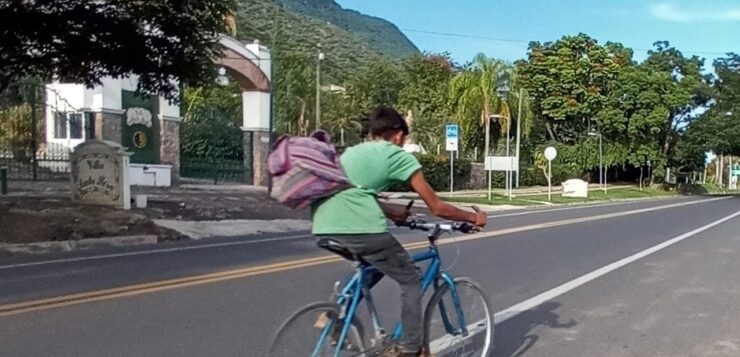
[316,238,358,261]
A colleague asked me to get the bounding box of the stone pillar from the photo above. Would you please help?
[159,117,181,183]
[242,130,254,185]
[70,140,131,210]
[94,111,123,142]
[246,130,270,186]
[241,89,271,187]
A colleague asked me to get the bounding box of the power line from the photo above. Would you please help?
[403,29,528,44]
[402,28,732,57]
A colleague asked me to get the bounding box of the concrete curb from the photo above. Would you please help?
[0,235,159,254]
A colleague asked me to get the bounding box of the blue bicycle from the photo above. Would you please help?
[268,217,493,356]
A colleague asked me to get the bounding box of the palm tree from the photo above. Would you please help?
[449,54,534,160]
[449,54,510,158]
[508,68,535,160]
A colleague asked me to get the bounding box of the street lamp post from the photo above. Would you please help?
[315,44,324,131]
[486,114,499,201]
[515,87,523,188]
[496,83,511,200]
[588,130,605,194]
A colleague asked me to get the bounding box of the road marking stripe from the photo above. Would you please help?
[0,197,693,270]
[486,196,683,218]
[493,208,740,324]
[0,197,729,317]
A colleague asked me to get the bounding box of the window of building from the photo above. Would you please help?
[53,111,92,140]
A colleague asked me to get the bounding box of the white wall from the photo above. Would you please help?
[242,91,270,131]
[45,84,85,144]
[47,75,179,116]
[45,76,181,149]
[129,163,172,187]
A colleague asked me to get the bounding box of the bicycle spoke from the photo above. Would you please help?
[424,278,493,357]
[269,302,365,357]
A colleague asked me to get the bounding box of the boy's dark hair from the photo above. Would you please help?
[367,106,409,139]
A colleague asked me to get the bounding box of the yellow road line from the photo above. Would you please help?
[0,197,728,317]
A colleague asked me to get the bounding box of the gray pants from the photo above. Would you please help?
[318,232,423,354]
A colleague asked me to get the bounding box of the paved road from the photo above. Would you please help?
[0,195,739,356]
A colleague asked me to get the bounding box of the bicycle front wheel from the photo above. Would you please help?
[423,277,493,357]
[267,301,366,357]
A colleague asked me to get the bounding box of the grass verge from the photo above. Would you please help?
[445,187,676,206]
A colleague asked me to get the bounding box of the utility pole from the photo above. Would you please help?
[29,82,38,181]
[315,44,324,131]
[515,88,523,187]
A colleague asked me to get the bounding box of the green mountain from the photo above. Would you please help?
[235,0,391,81]
[270,0,419,59]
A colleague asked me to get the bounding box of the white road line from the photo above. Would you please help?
[492,208,740,325]
[0,196,717,271]
[486,197,683,218]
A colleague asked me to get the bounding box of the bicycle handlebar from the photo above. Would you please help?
[396,220,476,235]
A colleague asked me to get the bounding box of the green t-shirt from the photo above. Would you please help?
[312,141,422,235]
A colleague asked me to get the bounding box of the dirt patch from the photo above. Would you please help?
[0,197,182,244]
[141,190,310,221]
[0,180,310,243]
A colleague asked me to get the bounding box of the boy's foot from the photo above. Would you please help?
[379,343,430,357]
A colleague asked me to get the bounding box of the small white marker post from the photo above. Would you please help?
[544,146,557,202]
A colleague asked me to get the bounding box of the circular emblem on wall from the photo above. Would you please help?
[133,131,148,148]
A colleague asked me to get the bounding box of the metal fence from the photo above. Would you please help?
[0,142,70,181]
[180,156,249,184]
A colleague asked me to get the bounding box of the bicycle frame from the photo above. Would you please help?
[316,244,467,357]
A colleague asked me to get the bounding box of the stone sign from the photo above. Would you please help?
[562,179,589,198]
[71,140,131,209]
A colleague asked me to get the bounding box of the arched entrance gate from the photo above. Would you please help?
[191,35,272,186]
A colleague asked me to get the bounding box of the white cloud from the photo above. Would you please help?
[650,2,740,22]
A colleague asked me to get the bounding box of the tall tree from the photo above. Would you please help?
[642,41,712,161]
[517,34,626,143]
[448,54,510,156]
[0,0,235,101]
[683,53,740,158]
[397,53,455,152]
[343,58,403,117]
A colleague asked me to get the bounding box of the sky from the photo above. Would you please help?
[335,0,739,68]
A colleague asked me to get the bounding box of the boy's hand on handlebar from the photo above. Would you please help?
[472,206,487,228]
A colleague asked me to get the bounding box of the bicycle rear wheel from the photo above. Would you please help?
[268,301,366,357]
[422,277,493,357]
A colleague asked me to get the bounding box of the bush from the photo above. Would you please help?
[388,154,472,192]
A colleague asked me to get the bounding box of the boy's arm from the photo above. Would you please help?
[408,171,487,227]
[380,202,410,223]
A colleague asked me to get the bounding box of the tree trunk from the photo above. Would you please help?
[483,110,490,158]
[545,121,557,142]
[661,114,674,157]
[298,100,307,136]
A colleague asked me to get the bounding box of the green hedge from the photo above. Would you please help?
[518,164,586,187]
[388,154,471,192]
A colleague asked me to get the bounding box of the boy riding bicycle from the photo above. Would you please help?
[312,107,487,357]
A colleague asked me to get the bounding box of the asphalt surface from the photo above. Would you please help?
[0,195,739,356]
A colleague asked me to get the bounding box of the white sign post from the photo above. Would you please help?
[446,124,459,195]
[544,146,557,201]
[485,156,518,201]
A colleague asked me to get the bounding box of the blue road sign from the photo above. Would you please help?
[446,124,459,139]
